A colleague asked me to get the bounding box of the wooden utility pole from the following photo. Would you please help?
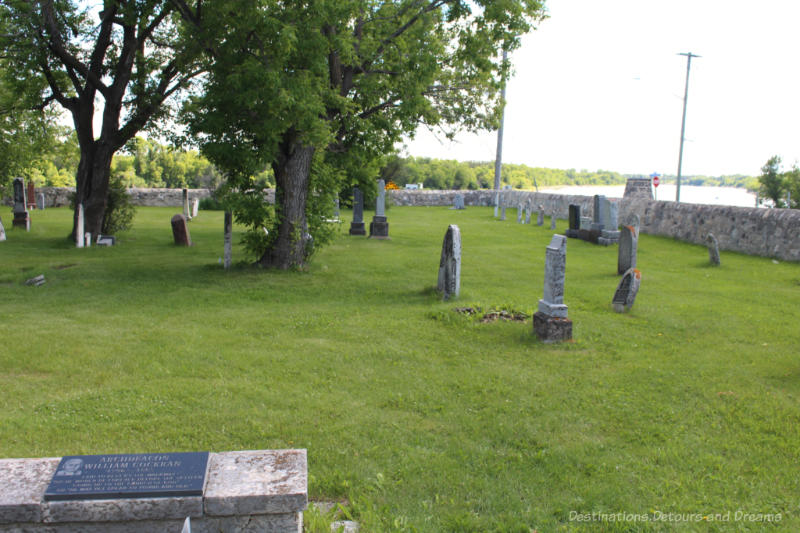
[676,52,700,203]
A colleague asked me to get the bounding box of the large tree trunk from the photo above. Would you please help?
[71,140,114,241]
[258,142,315,269]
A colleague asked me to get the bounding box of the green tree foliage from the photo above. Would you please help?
[180,0,546,269]
[758,156,786,207]
[0,0,204,239]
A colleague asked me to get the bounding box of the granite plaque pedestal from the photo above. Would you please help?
[369,216,389,239]
[0,450,307,533]
[533,312,573,343]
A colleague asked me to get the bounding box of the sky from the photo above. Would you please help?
[402,0,800,177]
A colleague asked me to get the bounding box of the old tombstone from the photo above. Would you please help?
[550,204,557,230]
[525,200,532,224]
[533,235,572,342]
[171,214,192,246]
[437,225,461,300]
[369,179,389,238]
[517,203,523,223]
[12,178,30,231]
[0,216,6,242]
[224,211,233,269]
[349,187,366,235]
[591,195,604,231]
[96,234,116,246]
[566,204,580,238]
[26,181,36,210]
[85,233,92,247]
[536,204,544,226]
[707,233,720,266]
[76,204,85,248]
[618,225,638,274]
[182,189,190,220]
[598,199,620,245]
[191,198,199,218]
[37,193,46,211]
[612,268,641,312]
[452,193,465,210]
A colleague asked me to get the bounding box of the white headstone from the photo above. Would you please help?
[0,216,6,241]
[76,204,85,248]
[85,233,91,247]
[191,198,199,218]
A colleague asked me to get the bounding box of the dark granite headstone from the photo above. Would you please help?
[349,187,366,235]
[171,214,192,246]
[566,204,580,238]
[12,178,30,231]
[44,452,209,501]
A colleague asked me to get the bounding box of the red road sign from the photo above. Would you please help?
[652,175,660,187]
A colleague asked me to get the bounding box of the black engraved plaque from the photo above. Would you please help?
[44,452,209,501]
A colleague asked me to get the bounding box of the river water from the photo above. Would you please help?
[539,184,760,208]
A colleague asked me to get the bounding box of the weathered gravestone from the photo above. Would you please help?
[26,181,36,210]
[707,233,720,266]
[369,179,389,238]
[550,204,557,230]
[37,193,45,211]
[12,178,30,231]
[566,204,580,238]
[84,233,92,247]
[191,198,199,218]
[517,203,523,223]
[623,177,654,200]
[533,235,572,342]
[0,216,6,242]
[437,225,461,300]
[171,214,192,246]
[96,234,116,246]
[598,199,620,245]
[617,225,638,274]
[223,211,233,269]
[349,187,366,235]
[182,189,190,220]
[536,204,544,226]
[612,268,641,312]
[452,194,465,210]
[525,200,532,224]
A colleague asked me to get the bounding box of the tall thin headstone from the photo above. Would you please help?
[517,203,523,223]
[37,193,46,211]
[171,214,192,246]
[437,225,461,300]
[12,178,30,231]
[550,203,557,230]
[536,204,544,226]
[0,216,6,241]
[76,204,85,248]
[224,211,233,270]
[182,189,190,220]
[566,204,580,238]
[618,225,638,274]
[525,200,532,224]
[191,198,199,218]
[500,191,506,220]
[533,235,572,342]
[707,233,720,266]
[349,187,366,235]
[369,179,389,238]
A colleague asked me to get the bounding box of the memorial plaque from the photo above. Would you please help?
[44,452,209,501]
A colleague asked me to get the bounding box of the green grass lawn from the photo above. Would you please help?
[1,205,799,532]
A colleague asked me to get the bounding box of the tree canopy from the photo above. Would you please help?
[181,0,546,268]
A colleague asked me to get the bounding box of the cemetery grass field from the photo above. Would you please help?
[2,205,799,532]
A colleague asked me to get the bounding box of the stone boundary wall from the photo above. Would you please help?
[6,187,799,261]
[0,449,306,533]
[388,189,800,262]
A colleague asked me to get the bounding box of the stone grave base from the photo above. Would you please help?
[348,222,366,236]
[565,229,580,239]
[533,312,573,343]
[0,450,307,533]
[369,216,389,239]
[13,212,30,231]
